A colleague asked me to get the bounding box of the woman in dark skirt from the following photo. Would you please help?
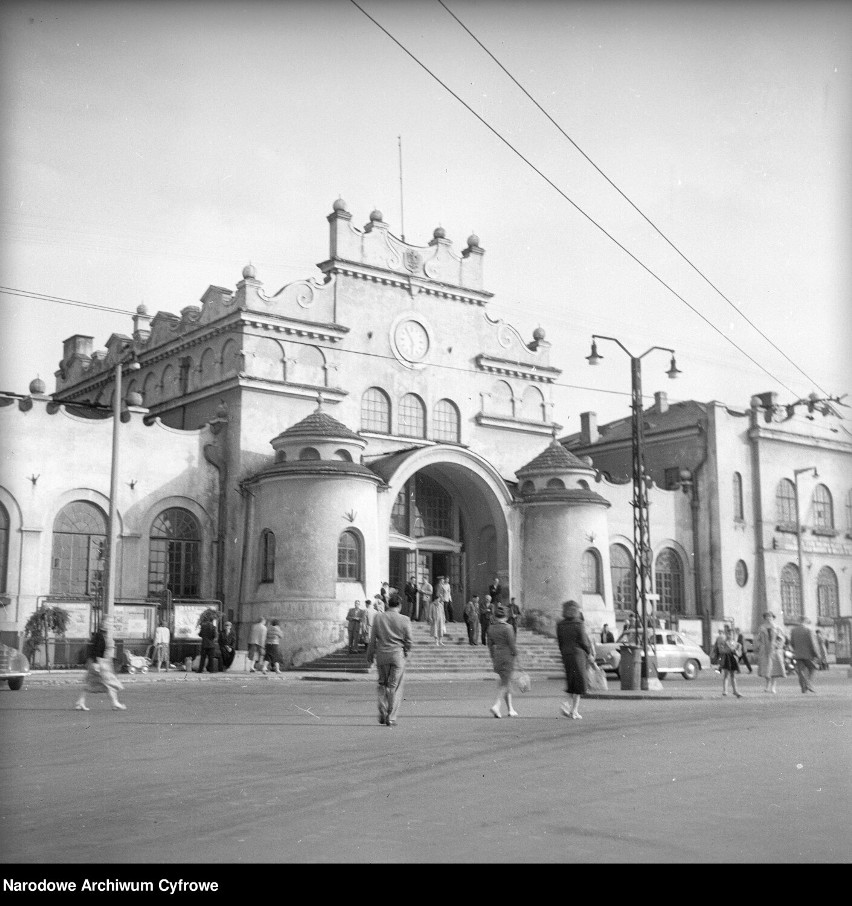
[557,600,594,719]
[218,620,237,671]
[713,625,743,698]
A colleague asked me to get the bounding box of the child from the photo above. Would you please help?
[712,625,743,698]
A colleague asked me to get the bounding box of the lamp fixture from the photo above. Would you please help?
[666,355,682,379]
[586,340,603,366]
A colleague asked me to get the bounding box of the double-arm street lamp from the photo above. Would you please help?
[793,466,818,622]
[103,356,141,661]
[587,335,682,690]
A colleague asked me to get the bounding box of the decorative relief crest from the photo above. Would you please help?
[403,249,422,273]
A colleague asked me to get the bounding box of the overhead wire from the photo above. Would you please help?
[348,0,799,396]
[436,0,829,397]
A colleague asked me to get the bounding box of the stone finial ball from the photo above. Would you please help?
[136,303,148,315]
[369,209,383,222]
[467,233,480,248]
[433,226,446,240]
[29,377,46,395]
[332,197,348,213]
[532,326,546,341]
[126,391,143,407]
[242,264,256,279]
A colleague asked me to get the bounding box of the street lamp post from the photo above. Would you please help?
[103,357,141,661]
[793,466,818,622]
[587,335,681,690]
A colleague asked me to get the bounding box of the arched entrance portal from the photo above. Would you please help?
[374,447,513,620]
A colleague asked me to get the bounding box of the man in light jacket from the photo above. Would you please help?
[366,592,412,726]
[790,617,821,694]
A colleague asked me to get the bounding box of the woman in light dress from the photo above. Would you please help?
[755,610,786,694]
[430,593,446,646]
[74,622,126,711]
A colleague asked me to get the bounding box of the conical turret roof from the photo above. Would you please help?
[516,440,592,477]
[273,409,362,443]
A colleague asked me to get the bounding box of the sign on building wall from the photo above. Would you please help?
[174,604,209,640]
[113,605,155,639]
[52,602,92,637]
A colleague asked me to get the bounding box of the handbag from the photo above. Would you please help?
[512,669,531,693]
[586,662,608,692]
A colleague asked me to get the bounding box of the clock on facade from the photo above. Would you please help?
[393,319,430,363]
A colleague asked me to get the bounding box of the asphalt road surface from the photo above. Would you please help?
[1,670,850,864]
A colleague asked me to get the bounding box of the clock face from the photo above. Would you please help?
[394,320,430,362]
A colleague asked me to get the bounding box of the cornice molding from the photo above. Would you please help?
[475,353,560,383]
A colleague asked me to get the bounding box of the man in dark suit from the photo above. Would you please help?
[790,617,821,693]
[197,616,219,673]
[404,576,418,619]
[488,576,502,604]
[600,623,615,644]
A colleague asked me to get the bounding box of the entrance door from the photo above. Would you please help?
[388,549,407,592]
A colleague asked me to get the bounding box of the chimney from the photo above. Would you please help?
[654,391,669,414]
[580,411,598,445]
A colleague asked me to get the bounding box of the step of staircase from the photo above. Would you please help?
[294,622,563,674]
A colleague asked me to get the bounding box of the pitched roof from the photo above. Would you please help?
[273,409,362,443]
[516,441,592,476]
[561,400,708,447]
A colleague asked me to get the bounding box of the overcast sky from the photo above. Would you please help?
[1,0,849,427]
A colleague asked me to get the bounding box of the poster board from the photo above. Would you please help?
[174,604,210,640]
[52,602,92,638]
[676,618,705,649]
[113,605,155,639]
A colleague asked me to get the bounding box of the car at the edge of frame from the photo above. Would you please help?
[0,642,30,690]
[596,629,712,680]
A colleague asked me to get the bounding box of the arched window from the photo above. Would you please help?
[361,387,391,434]
[655,548,685,615]
[776,479,796,526]
[520,386,546,421]
[433,399,460,442]
[577,479,590,490]
[399,393,426,439]
[733,472,744,521]
[160,364,175,400]
[220,339,240,377]
[291,344,326,387]
[198,348,217,385]
[148,508,201,598]
[581,549,602,595]
[334,449,353,462]
[610,544,634,609]
[520,480,536,495]
[779,563,801,621]
[812,484,834,530]
[142,371,158,405]
[0,502,9,594]
[817,566,839,620]
[50,501,107,596]
[490,380,514,417]
[546,478,565,489]
[298,447,321,461]
[337,530,361,581]
[260,530,275,583]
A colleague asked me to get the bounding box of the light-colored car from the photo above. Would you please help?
[596,629,712,680]
[0,642,31,690]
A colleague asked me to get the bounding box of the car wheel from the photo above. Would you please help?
[683,659,699,680]
[8,677,23,691]
[657,672,667,680]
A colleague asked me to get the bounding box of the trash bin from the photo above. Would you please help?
[619,645,642,690]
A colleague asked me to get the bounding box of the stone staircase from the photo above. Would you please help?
[294,621,563,674]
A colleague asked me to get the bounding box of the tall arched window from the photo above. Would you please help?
[610,544,634,609]
[581,549,602,595]
[50,501,107,596]
[291,344,326,386]
[361,387,391,433]
[433,399,460,442]
[817,566,839,620]
[733,472,744,521]
[148,508,201,598]
[399,393,426,438]
[337,530,361,581]
[0,502,9,594]
[520,386,546,421]
[779,563,801,621]
[655,548,685,615]
[260,530,275,583]
[490,380,514,417]
[776,479,796,526]
[812,484,834,530]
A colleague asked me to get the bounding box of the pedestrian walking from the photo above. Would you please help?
[557,601,594,719]
[463,595,480,645]
[507,597,521,636]
[478,595,493,646]
[790,617,821,694]
[346,601,362,653]
[487,603,518,718]
[219,620,236,671]
[736,627,753,673]
[755,611,786,694]
[815,629,829,671]
[712,625,743,698]
[197,615,219,673]
[247,616,267,672]
[74,623,126,711]
[418,576,433,623]
[437,576,454,623]
[366,592,412,726]
[430,591,446,645]
[152,619,171,671]
[264,618,283,673]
